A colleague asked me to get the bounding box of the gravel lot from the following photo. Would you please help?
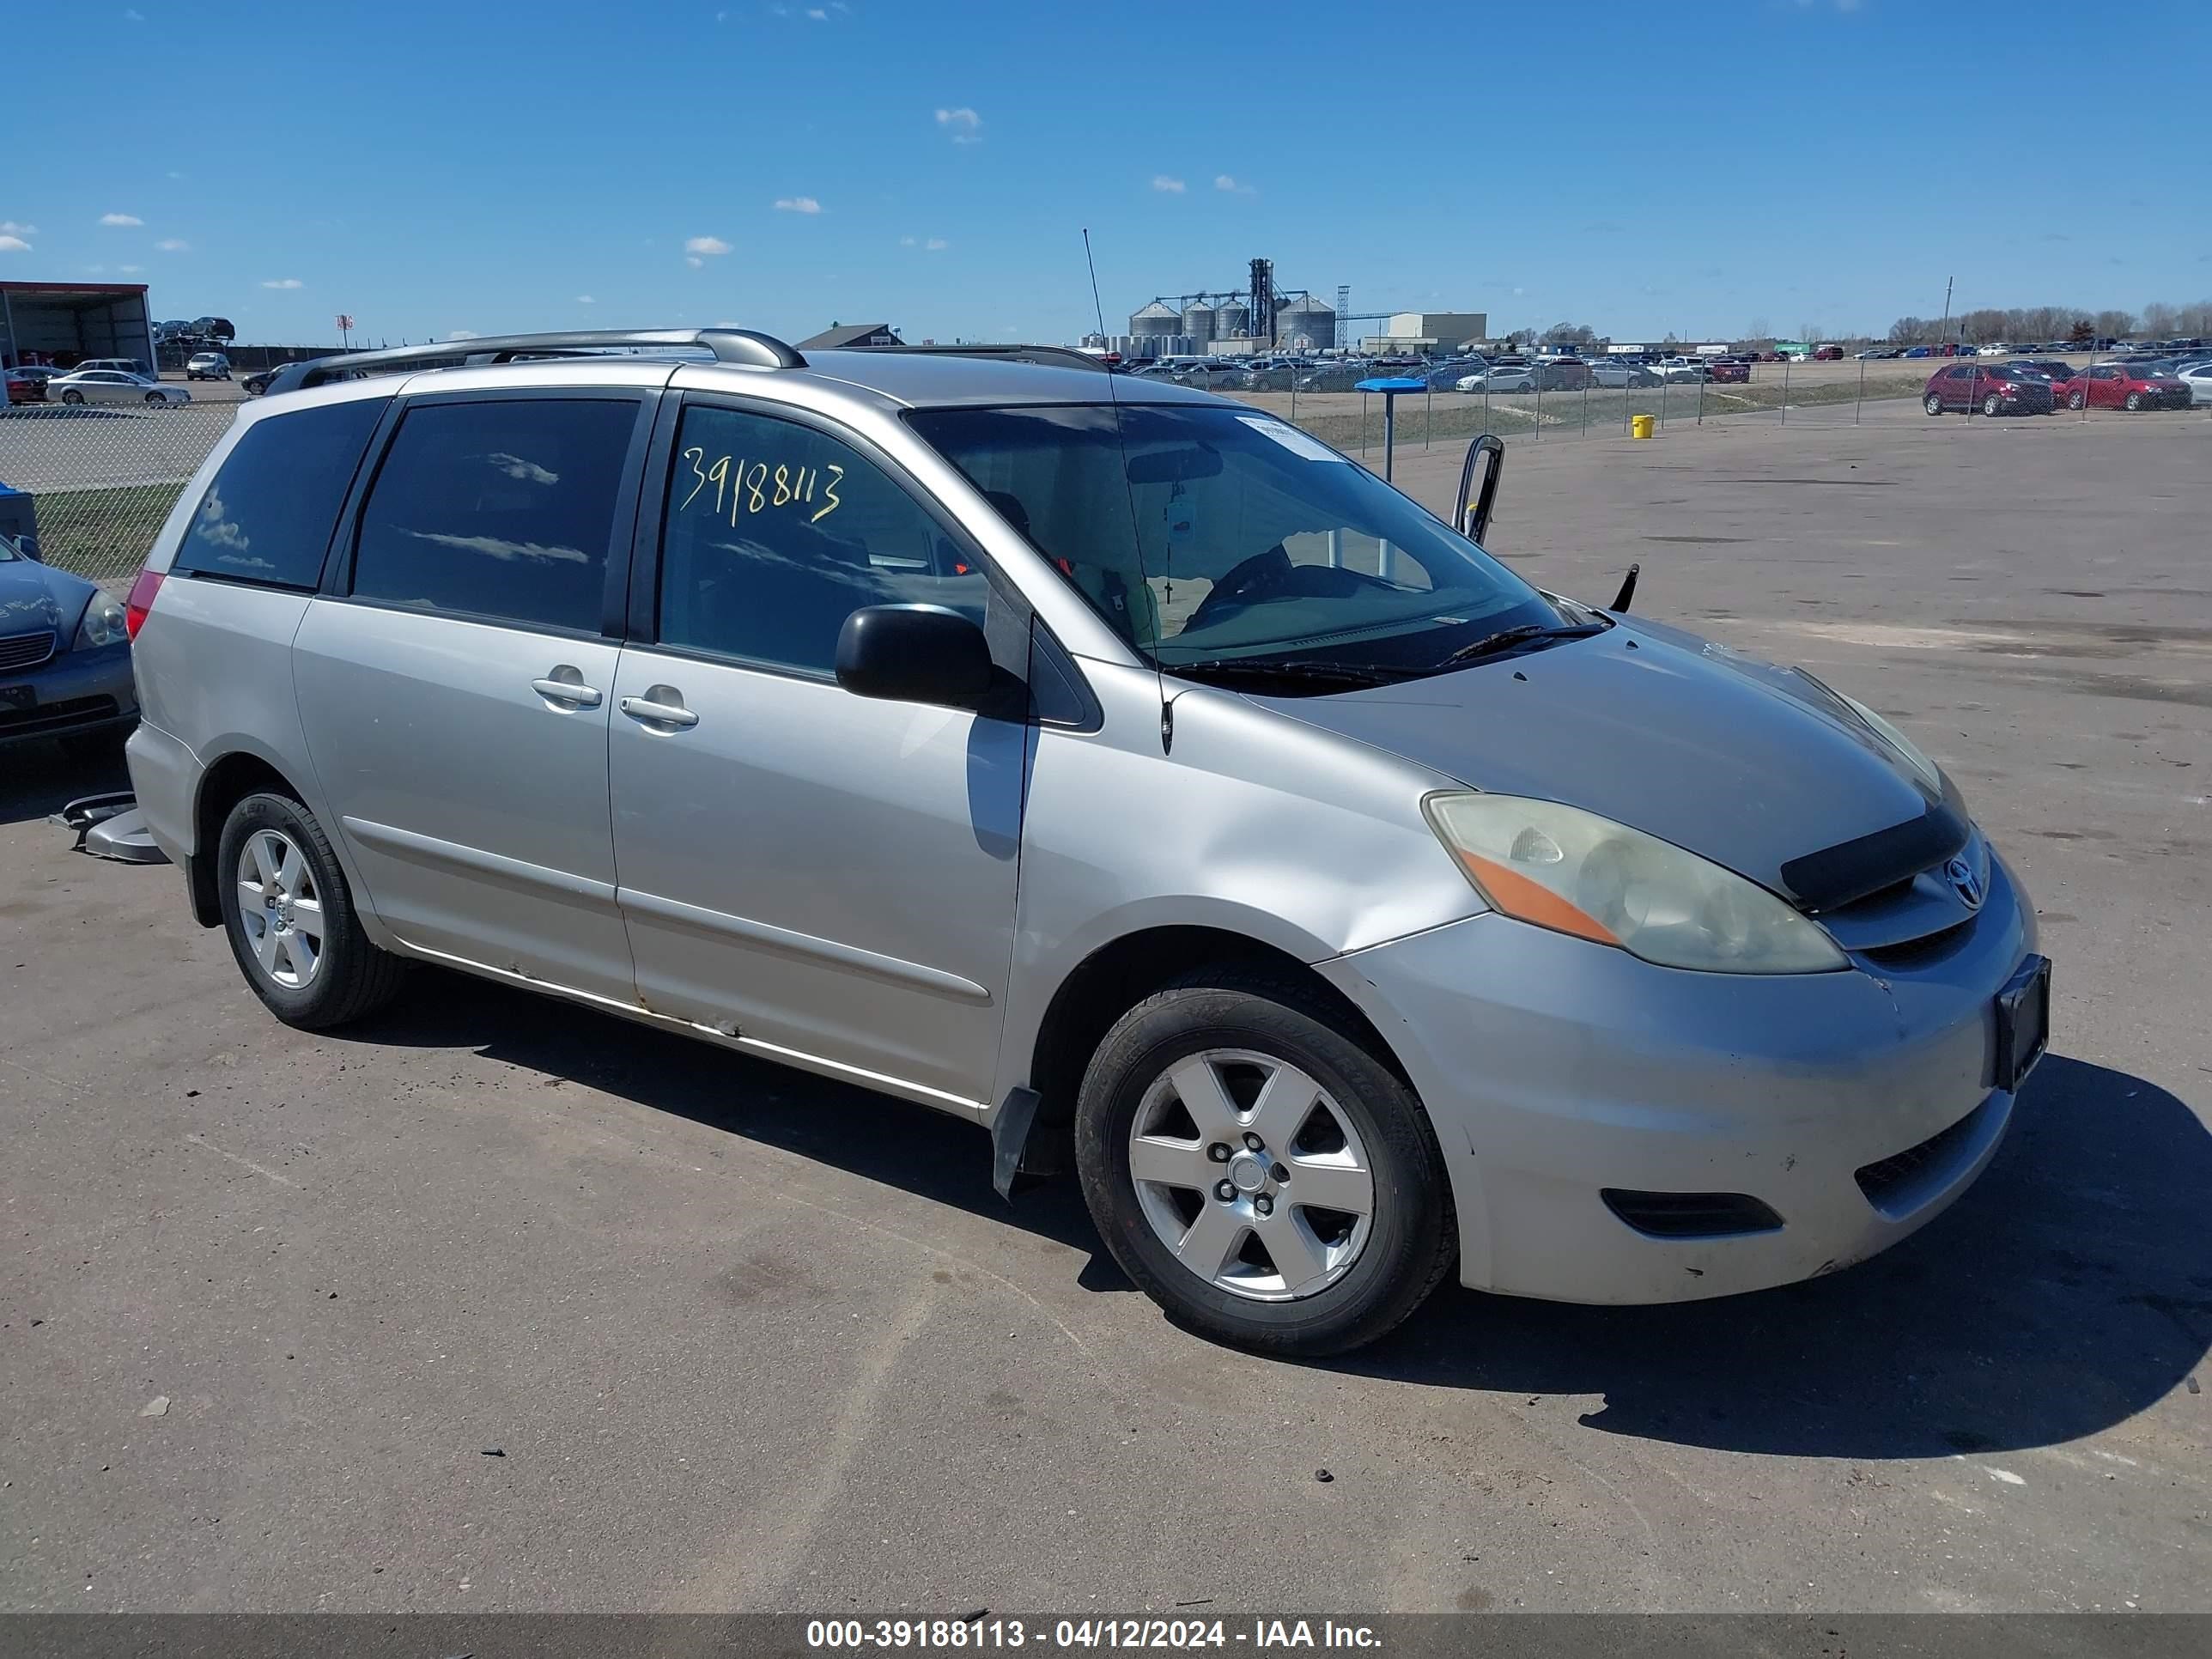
[2,404,2206,1618]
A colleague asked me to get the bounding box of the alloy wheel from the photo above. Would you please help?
[1127,1048,1376,1303]
[234,829,325,989]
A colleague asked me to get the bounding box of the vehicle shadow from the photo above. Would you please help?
[0,736,132,827]
[349,968,1113,1261]
[1351,1054,2211,1459]
[352,972,2208,1460]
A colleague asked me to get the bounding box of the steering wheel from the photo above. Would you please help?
[1185,545,1294,633]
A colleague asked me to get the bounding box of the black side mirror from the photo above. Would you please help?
[1457,433,1505,544]
[836,605,994,708]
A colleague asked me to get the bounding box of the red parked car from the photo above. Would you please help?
[1922,362,2055,416]
[1706,357,1750,383]
[3,366,48,404]
[2069,362,2191,411]
[2005,360,2077,412]
[1812,344,1844,361]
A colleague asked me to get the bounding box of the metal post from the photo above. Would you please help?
[1697,366,1705,426]
[1780,356,1789,426]
[1327,527,1342,568]
[1425,382,1432,450]
[1856,355,1864,425]
[1661,373,1668,429]
[1361,391,1369,458]
[1534,363,1543,440]
[1290,364,1297,426]
[1582,378,1589,434]
[1382,394,1396,481]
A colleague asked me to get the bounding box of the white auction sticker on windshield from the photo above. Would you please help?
[1235,416,1346,464]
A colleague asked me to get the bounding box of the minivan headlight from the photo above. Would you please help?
[74,593,130,649]
[1833,692,1943,794]
[1423,793,1847,975]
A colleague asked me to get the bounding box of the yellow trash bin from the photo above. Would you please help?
[1631,413,1656,440]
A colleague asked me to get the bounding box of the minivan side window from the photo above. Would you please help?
[655,403,987,676]
[175,397,386,588]
[350,398,638,634]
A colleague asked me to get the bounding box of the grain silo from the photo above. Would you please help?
[1276,293,1335,351]
[1129,301,1181,348]
[1215,300,1250,338]
[1182,301,1216,349]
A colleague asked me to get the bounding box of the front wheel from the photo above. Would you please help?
[1075,970,1455,1356]
[61,389,84,405]
[2068,391,2085,410]
[1924,393,1944,416]
[2124,392,2142,411]
[1984,393,2002,417]
[145,392,166,404]
[216,792,406,1030]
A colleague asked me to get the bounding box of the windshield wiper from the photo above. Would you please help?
[1435,621,1608,669]
[1169,657,1419,690]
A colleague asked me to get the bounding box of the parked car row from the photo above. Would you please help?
[1923,356,2206,415]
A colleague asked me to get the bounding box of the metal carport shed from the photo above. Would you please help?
[1,281,157,374]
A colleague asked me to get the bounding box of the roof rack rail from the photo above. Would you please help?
[264,327,805,397]
[847,343,1112,373]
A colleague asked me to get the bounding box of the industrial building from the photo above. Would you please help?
[1363,312,1489,354]
[1110,259,1341,360]
[0,280,157,374]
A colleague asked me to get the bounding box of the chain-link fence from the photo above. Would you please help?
[0,400,234,589]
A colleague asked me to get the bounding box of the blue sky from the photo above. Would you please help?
[8,0,2209,347]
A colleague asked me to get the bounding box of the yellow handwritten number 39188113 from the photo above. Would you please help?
[679,447,843,526]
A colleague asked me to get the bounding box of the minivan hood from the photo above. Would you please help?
[1254,619,1943,902]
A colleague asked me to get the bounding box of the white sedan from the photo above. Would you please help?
[1589,360,1657,387]
[47,369,192,407]
[1650,356,1711,382]
[1456,365,1534,393]
[2175,361,2212,405]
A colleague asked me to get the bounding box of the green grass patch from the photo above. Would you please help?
[31,483,182,587]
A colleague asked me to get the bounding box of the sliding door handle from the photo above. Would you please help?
[532,677,603,708]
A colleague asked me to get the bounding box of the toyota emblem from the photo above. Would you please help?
[1945,855,1984,910]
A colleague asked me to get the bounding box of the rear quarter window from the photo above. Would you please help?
[176,398,387,587]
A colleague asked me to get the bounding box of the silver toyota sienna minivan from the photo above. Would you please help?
[123,329,2049,1355]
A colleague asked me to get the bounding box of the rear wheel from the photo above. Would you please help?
[1075,969,1455,1356]
[216,792,406,1030]
[1924,393,1944,416]
[61,389,84,405]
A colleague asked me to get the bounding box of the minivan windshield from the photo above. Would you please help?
[908,402,1571,686]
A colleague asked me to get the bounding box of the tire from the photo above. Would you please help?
[61,389,83,405]
[2069,391,2085,410]
[1924,394,1943,416]
[1983,394,2002,417]
[145,392,165,404]
[216,791,406,1030]
[2124,392,2142,411]
[1074,969,1455,1357]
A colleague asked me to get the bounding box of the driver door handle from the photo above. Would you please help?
[620,692,699,729]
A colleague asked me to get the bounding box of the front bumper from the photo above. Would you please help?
[1320,852,2039,1304]
[0,639,138,747]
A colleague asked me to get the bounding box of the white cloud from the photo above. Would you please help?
[118,264,143,273]
[806,6,827,16]
[155,237,189,251]
[1214,174,1255,195]
[684,234,732,255]
[925,237,947,252]
[0,221,38,235]
[575,294,596,304]
[774,197,823,214]
[167,170,185,180]
[447,330,482,341]
[85,264,106,274]
[0,235,28,253]
[899,235,916,246]
[935,106,982,143]
[1152,175,1185,193]
[685,256,704,268]
[100,211,144,226]
[125,7,145,19]
[261,277,304,289]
